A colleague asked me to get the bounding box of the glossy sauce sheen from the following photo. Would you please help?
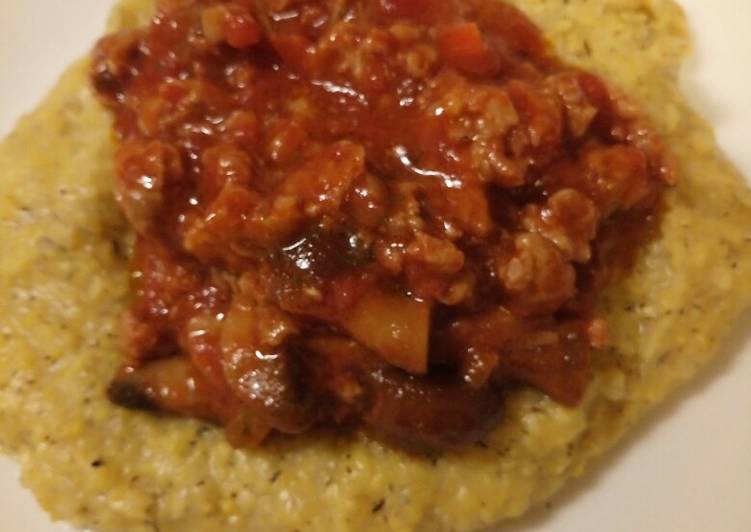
[92,0,673,451]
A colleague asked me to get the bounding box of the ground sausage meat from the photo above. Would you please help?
[92,0,673,452]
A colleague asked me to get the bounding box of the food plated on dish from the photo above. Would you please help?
[1,1,750,531]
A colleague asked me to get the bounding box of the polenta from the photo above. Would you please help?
[1,0,750,531]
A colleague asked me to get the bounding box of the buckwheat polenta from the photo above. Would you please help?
[1,0,750,531]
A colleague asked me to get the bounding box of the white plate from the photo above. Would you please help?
[1,1,750,531]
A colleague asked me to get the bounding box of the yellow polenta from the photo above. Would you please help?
[1,0,750,531]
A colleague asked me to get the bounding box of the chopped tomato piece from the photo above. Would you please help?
[438,22,499,76]
[225,10,262,48]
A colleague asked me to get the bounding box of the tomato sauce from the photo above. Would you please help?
[92,0,673,451]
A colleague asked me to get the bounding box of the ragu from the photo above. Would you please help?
[92,0,673,452]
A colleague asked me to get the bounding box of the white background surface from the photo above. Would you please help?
[1,1,749,531]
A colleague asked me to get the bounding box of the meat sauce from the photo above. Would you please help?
[92,0,673,451]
